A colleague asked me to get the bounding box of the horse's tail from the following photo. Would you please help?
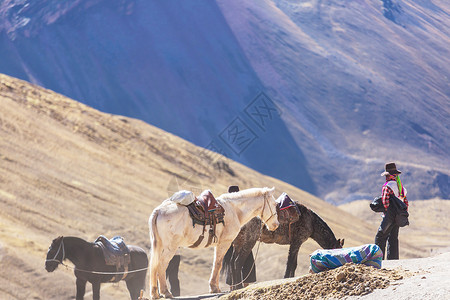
[149,208,162,291]
[149,209,162,269]
[221,245,234,285]
[149,209,161,251]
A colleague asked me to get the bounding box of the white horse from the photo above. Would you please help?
[148,187,279,299]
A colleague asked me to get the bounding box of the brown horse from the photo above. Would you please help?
[45,236,148,300]
[222,202,344,289]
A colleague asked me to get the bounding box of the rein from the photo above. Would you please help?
[56,262,148,276]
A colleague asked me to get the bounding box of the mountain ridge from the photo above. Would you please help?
[0,0,449,203]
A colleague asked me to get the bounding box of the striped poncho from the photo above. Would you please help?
[310,244,383,273]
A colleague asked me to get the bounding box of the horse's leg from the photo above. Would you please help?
[126,276,145,300]
[125,248,148,300]
[222,245,234,286]
[284,242,301,278]
[156,250,176,299]
[166,254,181,297]
[231,230,258,291]
[149,246,161,299]
[126,248,148,300]
[209,243,230,293]
[229,248,241,291]
[242,251,256,287]
[232,248,253,290]
[75,278,87,300]
[92,282,101,300]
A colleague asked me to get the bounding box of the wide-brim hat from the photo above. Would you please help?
[381,162,402,176]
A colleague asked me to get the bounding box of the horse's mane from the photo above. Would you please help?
[298,203,338,246]
[218,187,271,200]
[63,236,94,245]
[296,204,333,232]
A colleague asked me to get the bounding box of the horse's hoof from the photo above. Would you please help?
[150,292,160,299]
[209,287,221,294]
[162,291,174,298]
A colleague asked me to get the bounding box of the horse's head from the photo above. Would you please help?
[45,236,64,272]
[261,187,279,231]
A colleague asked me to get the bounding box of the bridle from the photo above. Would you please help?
[46,237,65,265]
[260,192,277,225]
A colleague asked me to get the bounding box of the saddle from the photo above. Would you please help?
[186,190,225,248]
[276,193,301,224]
[94,235,131,282]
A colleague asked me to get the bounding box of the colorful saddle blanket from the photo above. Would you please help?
[276,192,296,210]
[310,244,383,273]
[276,192,300,224]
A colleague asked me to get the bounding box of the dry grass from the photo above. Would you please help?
[0,74,447,299]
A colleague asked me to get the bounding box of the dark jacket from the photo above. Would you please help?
[389,194,409,227]
[370,195,409,227]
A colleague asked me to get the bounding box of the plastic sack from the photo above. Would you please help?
[310,244,383,273]
[169,190,195,206]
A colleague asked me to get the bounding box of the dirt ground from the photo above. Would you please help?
[218,252,450,300]
[348,251,450,300]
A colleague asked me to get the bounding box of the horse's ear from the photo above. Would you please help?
[340,239,345,247]
[267,187,275,195]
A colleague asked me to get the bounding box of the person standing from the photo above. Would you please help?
[375,162,408,260]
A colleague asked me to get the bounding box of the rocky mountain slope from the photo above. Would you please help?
[0,0,448,203]
[0,74,441,299]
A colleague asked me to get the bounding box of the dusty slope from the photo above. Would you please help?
[0,74,435,299]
